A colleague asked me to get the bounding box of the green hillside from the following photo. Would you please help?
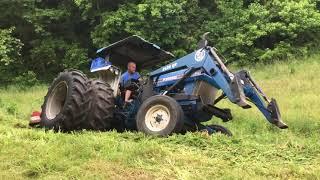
[0,56,319,179]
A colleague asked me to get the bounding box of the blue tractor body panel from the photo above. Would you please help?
[150,49,236,103]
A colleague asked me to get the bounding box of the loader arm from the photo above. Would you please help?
[209,47,288,129]
[236,70,287,129]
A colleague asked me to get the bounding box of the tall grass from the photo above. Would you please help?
[0,56,319,179]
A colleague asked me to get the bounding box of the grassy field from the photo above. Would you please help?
[0,56,319,179]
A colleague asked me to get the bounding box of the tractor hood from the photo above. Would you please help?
[96,35,174,69]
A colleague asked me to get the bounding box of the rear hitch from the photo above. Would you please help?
[267,98,288,129]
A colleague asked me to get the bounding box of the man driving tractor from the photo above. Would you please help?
[120,61,140,103]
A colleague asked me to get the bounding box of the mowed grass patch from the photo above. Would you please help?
[0,56,319,179]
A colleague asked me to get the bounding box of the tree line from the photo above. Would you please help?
[0,0,320,85]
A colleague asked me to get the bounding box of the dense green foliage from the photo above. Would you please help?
[1,0,320,84]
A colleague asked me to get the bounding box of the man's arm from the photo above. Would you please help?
[120,72,127,87]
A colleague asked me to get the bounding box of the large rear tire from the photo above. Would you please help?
[83,79,115,130]
[136,95,184,136]
[40,70,88,131]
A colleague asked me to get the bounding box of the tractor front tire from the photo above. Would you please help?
[83,79,115,130]
[40,70,88,131]
[136,95,184,136]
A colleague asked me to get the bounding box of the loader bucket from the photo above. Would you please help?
[267,98,288,129]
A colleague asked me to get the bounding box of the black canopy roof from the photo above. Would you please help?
[96,35,174,69]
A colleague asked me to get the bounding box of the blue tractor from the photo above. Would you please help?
[40,34,287,136]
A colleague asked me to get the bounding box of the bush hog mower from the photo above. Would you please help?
[39,33,288,136]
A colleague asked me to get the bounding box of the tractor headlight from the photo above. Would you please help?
[115,69,119,75]
[110,67,114,73]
